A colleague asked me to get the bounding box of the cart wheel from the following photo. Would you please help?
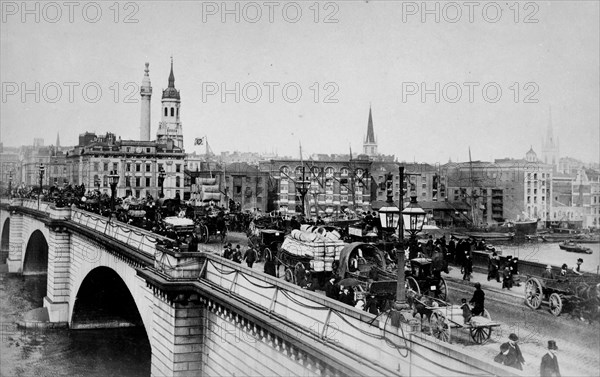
[429,313,450,343]
[470,326,492,345]
[525,277,543,310]
[202,225,210,244]
[284,268,295,284]
[406,276,420,295]
[549,293,563,316]
[436,277,448,301]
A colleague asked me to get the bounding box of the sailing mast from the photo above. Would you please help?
[468,147,476,227]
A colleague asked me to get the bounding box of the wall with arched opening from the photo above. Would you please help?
[23,229,48,274]
[1,218,9,264]
[71,266,148,333]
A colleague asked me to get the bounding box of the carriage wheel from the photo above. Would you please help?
[284,268,295,284]
[436,277,448,301]
[549,293,563,316]
[429,313,450,343]
[198,225,208,244]
[202,225,210,244]
[470,326,492,345]
[525,277,543,310]
[406,276,420,295]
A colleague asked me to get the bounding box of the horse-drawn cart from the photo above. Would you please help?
[410,295,499,344]
[524,274,600,320]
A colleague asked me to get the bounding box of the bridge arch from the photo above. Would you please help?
[23,229,48,274]
[71,266,149,332]
[1,218,9,264]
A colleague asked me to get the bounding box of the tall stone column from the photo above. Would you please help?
[151,292,205,377]
[7,213,24,273]
[43,226,71,323]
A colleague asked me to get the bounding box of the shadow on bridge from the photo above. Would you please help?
[72,266,147,335]
[23,229,48,275]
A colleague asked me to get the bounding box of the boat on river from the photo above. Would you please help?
[558,241,593,254]
[513,219,539,236]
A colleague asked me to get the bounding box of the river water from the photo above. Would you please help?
[492,241,600,273]
[0,270,151,377]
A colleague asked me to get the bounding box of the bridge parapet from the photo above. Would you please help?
[71,209,162,258]
[140,254,520,376]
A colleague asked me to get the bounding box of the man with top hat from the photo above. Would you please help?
[540,340,560,377]
[501,333,525,370]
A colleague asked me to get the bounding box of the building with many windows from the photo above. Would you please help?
[259,159,373,218]
[66,132,185,199]
[442,151,553,226]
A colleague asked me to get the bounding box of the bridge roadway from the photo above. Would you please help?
[0,198,523,377]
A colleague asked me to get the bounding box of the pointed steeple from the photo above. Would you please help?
[162,57,180,100]
[365,106,376,143]
[168,56,175,88]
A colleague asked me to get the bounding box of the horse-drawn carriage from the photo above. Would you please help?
[524,273,600,320]
[403,258,448,301]
[247,228,285,263]
[187,206,228,244]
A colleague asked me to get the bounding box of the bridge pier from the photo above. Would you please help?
[44,226,71,323]
[150,292,205,377]
[7,213,23,273]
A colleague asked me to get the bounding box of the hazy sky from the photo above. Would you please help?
[1,0,598,164]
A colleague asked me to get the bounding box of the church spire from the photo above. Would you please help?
[168,56,175,88]
[365,106,375,143]
[362,105,378,157]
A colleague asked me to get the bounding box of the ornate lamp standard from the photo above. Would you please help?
[158,167,166,196]
[38,163,45,209]
[294,166,310,218]
[108,170,120,213]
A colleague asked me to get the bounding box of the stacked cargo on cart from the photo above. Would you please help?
[279,225,346,288]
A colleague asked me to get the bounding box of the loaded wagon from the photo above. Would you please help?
[524,273,600,320]
[279,226,346,289]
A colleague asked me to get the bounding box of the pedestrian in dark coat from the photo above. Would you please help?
[462,254,472,281]
[487,251,500,282]
[232,245,242,264]
[243,246,257,268]
[469,283,485,316]
[339,287,355,306]
[540,340,561,377]
[324,277,339,300]
[501,333,525,370]
[365,294,379,315]
[502,266,513,290]
[448,237,457,264]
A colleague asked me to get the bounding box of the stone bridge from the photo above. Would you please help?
[0,198,519,377]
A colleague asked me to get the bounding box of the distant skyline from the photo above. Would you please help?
[1,1,598,164]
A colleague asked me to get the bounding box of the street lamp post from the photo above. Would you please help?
[8,170,13,199]
[38,163,45,209]
[295,166,310,218]
[108,170,120,214]
[158,167,166,196]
